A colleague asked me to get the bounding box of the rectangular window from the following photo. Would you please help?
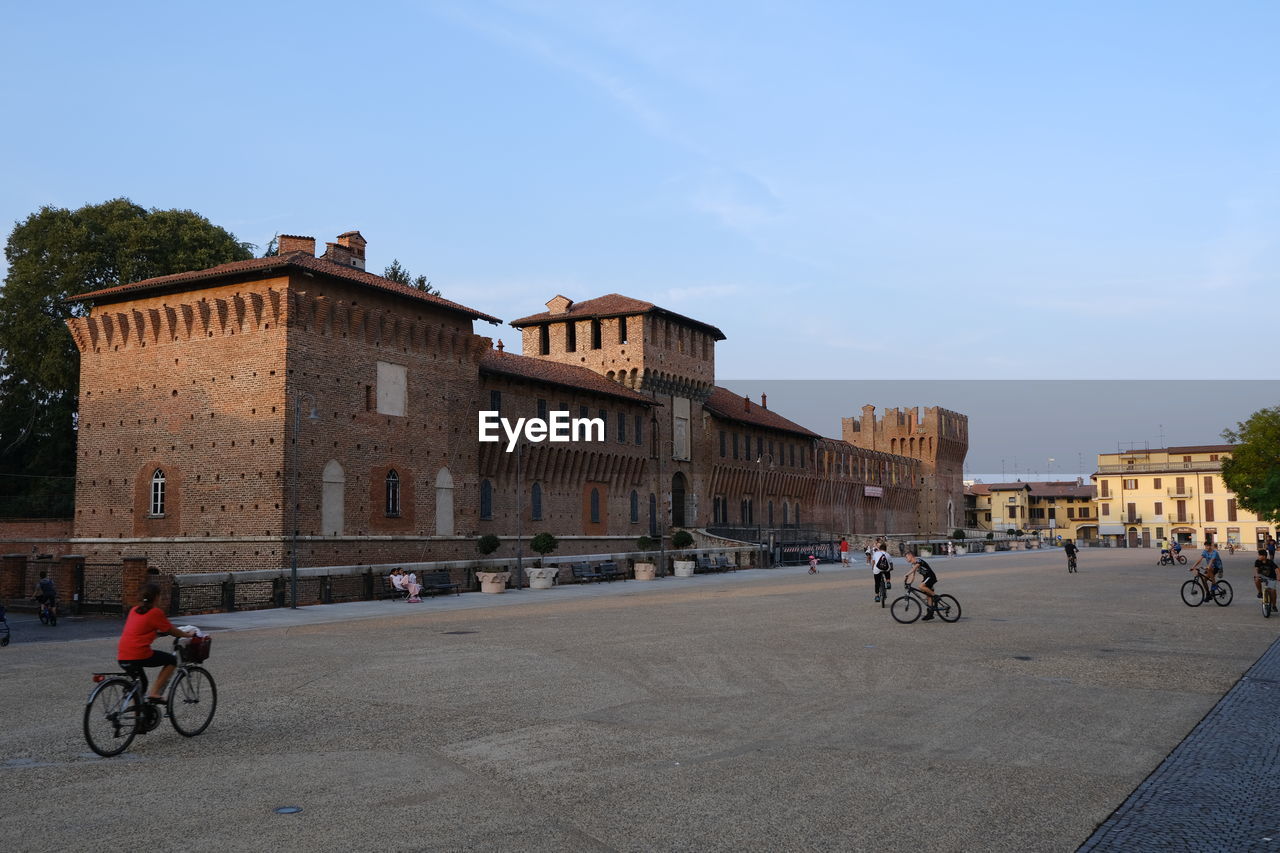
[733,432,739,460]
[539,325,550,355]
[1154,501,1163,517]
[580,405,589,420]
[617,411,626,442]
[618,316,628,344]
[1203,476,1214,494]
[1123,478,1138,490]
[1153,478,1162,488]
[1101,480,1110,498]
[1228,499,1237,521]
[566,321,577,352]
[1079,507,1089,518]
[1205,499,1215,522]
[598,409,608,436]
[591,319,602,350]
[1175,477,1185,494]
[790,445,796,467]
[720,430,726,458]
[1067,508,1075,519]
[635,415,643,446]
[537,399,547,422]
[490,389,502,415]
[1102,503,1110,517]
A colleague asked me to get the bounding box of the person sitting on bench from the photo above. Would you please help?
[389,568,422,602]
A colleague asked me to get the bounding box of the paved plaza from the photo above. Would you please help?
[2,548,1277,852]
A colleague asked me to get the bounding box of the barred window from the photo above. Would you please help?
[531,482,543,521]
[385,470,401,517]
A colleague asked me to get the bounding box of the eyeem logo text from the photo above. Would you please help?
[478,411,605,452]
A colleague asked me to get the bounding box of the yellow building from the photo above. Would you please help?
[1092,445,1275,548]
[965,480,1097,541]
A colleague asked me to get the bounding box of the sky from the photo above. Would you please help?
[2,1,1278,390]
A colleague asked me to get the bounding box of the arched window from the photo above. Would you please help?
[480,479,493,520]
[590,488,601,523]
[783,502,790,526]
[794,503,802,526]
[150,469,166,516]
[649,493,657,536]
[385,470,400,517]
[531,482,543,521]
[630,490,639,523]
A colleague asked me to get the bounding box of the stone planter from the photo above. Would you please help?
[633,562,657,581]
[954,544,966,555]
[476,571,511,594]
[526,567,556,590]
[920,546,933,557]
[673,560,696,578]
[984,544,996,553]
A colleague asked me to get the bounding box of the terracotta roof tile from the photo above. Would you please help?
[510,293,726,340]
[65,253,501,324]
[703,386,819,438]
[479,350,657,406]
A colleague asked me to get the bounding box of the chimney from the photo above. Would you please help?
[743,394,751,412]
[278,235,316,256]
[761,394,767,410]
[323,231,366,270]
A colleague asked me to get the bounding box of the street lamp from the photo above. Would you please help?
[290,392,319,609]
[756,453,774,566]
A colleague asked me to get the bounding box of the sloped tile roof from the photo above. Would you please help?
[510,293,726,340]
[479,350,657,406]
[65,252,501,324]
[702,386,820,438]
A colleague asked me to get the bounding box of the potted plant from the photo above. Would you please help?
[527,532,559,589]
[671,530,696,577]
[633,535,658,581]
[984,531,996,552]
[474,534,510,593]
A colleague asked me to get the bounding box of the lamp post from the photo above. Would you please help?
[756,453,774,566]
[290,392,319,609]
[514,442,525,590]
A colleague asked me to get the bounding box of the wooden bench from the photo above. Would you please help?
[597,561,627,582]
[421,569,461,597]
[572,565,605,583]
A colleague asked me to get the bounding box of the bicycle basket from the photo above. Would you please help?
[180,635,211,663]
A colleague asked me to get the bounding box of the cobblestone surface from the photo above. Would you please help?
[1080,636,1280,852]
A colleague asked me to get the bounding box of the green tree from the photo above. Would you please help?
[0,198,252,516]
[1221,407,1280,523]
[383,259,440,296]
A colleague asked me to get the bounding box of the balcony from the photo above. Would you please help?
[1097,461,1221,474]
[1167,488,1194,498]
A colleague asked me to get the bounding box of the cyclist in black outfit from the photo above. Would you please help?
[1063,540,1078,569]
[903,551,940,620]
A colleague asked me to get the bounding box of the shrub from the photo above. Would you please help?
[476,534,501,556]
[985,531,995,540]
[1006,529,1017,536]
[530,532,558,559]
[951,529,965,540]
[671,530,694,549]
[635,535,657,552]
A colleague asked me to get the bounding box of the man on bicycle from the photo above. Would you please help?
[32,571,57,613]
[903,550,940,620]
[1062,539,1079,569]
[870,544,891,603]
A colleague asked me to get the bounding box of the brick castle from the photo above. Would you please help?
[63,230,968,573]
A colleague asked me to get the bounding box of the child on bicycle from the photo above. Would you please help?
[32,570,57,612]
[903,551,940,620]
[1189,543,1223,597]
[1254,549,1277,612]
[118,583,195,703]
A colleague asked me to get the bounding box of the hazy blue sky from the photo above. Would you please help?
[3,1,1278,380]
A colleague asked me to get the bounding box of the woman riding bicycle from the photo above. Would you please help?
[117,583,195,703]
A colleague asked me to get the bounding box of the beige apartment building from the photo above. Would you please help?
[1093,445,1275,549]
[965,480,1097,542]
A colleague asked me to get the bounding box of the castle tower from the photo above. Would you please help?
[843,405,969,535]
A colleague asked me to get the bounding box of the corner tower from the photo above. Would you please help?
[843,405,969,535]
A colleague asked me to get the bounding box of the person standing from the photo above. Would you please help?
[839,537,850,566]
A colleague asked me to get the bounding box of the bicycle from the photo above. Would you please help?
[874,567,892,608]
[1067,555,1078,573]
[1180,571,1233,607]
[890,581,961,624]
[1158,552,1188,566]
[83,636,217,757]
[34,597,58,626]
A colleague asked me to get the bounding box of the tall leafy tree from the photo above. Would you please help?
[1221,406,1280,524]
[0,198,252,516]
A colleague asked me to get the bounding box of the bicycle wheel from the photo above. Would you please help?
[890,595,921,624]
[168,666,217,736]
[1180,579,1205,607]
[1177,555,1187,565]
[83,678,140,757]
[1211,580,1233,607]
[934,594,961,623]
[38,607,49,626]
